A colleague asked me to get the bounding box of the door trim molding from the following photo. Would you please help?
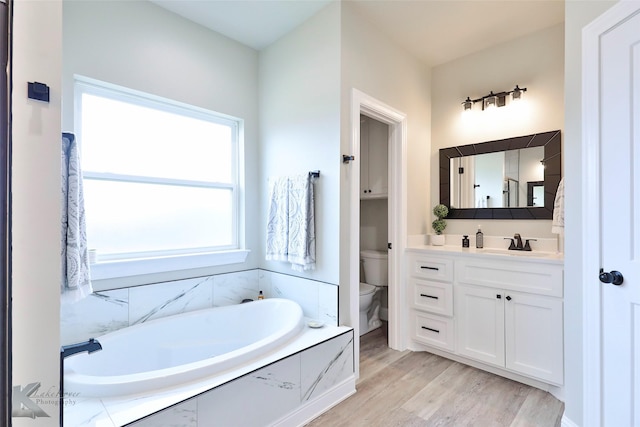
[349,89,407,376]
[582,2,640,425]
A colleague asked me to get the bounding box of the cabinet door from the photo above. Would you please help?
[366,118,388,197]
[504,292,563,385]
[456,284,505,367]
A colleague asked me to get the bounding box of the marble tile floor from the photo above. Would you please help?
[306,326,564,427]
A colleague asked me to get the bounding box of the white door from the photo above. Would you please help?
[600,7,640,425]
[584,3,640,426]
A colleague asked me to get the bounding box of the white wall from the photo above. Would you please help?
[431,24,564,239]
[12,2,62,425]
[563,1,617,425]
[63,1,261,288]
[340,2,431,326]
[259,2,342,284]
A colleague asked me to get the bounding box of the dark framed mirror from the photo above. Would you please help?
[439,130,561,219]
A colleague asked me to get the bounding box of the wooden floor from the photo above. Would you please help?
[307,326,564,427]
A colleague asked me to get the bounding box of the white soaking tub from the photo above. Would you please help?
[64,298,304,397]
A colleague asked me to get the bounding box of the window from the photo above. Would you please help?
[75,77,247,277]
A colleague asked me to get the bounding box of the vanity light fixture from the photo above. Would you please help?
[462,97,473,111]
[462,85,527,111]
[512,85,527,101]
[484,92,498,109]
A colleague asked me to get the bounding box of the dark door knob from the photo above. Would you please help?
[599,268,624,286]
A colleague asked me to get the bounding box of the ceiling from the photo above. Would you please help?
[150,0,565,67]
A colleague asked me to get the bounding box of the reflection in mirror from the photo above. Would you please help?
[440,130,561,220]
[527,181,544,206]
[450,146,544,208]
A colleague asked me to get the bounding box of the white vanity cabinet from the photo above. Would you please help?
[406,248,564,387]
[456,284,563,384]
[360,115,388,199]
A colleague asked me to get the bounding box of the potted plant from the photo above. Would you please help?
[431,204,449,246]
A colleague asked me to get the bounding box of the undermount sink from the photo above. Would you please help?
[480,248,553,258]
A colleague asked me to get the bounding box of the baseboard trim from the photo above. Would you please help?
[561,415,579,427]
[271,376,356,427]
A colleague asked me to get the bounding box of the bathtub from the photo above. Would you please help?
[64,298,304,397]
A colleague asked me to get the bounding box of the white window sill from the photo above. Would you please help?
[90,250,250,281]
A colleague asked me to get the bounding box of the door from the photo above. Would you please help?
[455,284,504,367]
[584,3,640,425]
[600,7,640,425]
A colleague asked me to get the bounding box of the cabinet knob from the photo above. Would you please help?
[506,295,512,301]
[496,294,501,299]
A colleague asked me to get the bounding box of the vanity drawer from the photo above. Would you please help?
[410,311,454,351]
[410,278,453,316]
[407,254,453,282]
[456,259,563,297]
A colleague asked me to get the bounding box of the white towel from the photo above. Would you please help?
[266,176,290,263]
[61,133,93,302]
[551,178,564,235]
[266,174,316,271]
[287,175,316,271]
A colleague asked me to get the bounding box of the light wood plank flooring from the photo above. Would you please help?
[307,326,564,427]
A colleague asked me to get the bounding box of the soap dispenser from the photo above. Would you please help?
[462,235,470,248]
[258,290,264,300]
[476,225,484,249]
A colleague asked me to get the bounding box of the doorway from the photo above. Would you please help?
[349,89,407,378]
[359,114,389,339]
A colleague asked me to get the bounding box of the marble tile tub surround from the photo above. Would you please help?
[61,269,338,345]
[410,233,559,253]
[64,327,354,427]
[130,331,354,427]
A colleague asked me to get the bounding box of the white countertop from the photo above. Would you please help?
[407,235,563,264]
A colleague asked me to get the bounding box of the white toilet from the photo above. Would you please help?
[359,249,388,336]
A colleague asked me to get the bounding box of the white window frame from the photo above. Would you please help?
[74,76,249,281]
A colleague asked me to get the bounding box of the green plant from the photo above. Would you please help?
[432,204,449,235]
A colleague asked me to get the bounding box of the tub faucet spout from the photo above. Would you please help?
[61,338,102,359]
[60,338,102,426]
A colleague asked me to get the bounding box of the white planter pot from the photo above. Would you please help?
[431,234,445,246]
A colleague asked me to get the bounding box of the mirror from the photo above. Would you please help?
[449,146,545,208]
[439,130,561,219]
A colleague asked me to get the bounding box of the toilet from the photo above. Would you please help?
[359,249,388,336]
